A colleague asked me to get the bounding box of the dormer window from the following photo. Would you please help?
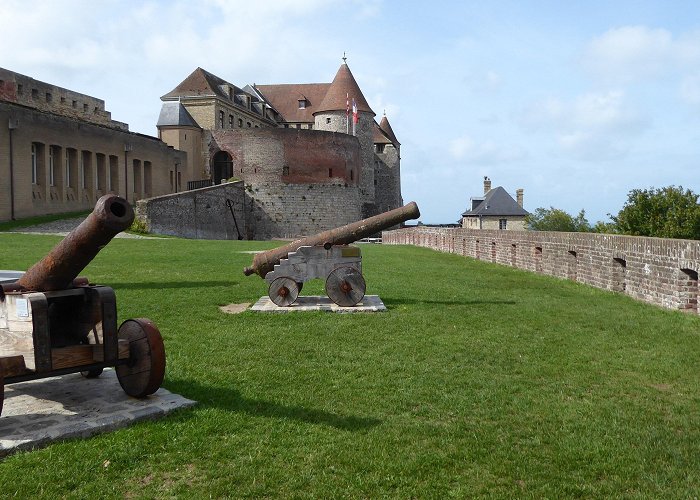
[298,99,307,109]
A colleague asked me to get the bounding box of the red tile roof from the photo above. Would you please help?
[314,63,374,116]
[254,83,330,123]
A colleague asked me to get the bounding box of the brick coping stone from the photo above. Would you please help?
[1,369,196,458]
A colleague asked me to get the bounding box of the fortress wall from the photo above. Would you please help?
[383,226,700,313]
[211,128,361,185]
[246,183,362,240]
[136,181,247,240]
[135,180,362,240]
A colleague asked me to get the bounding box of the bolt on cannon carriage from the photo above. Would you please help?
[0,195,165,416]
[244,202,420,307]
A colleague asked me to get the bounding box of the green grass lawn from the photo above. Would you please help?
[0,233,699,498]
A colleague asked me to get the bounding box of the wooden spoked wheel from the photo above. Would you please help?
[325,266,366,307]
[116,318,166,398]
[268,277,299,307]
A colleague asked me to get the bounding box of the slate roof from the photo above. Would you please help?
[373,121,393,144]
[156,101,200,128]
[462,186,529,217]
[253,83,330,123]
[374,114,400,146]
[161,67,232,99]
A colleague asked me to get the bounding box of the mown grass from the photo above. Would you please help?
[0,233,698,498]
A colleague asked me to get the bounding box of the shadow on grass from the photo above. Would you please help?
[167,379,382,432]
[383,297,517,307]
[111,280,235,290]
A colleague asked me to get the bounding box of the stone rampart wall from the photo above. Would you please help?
[136,182,247,240]
[383,226,700,313]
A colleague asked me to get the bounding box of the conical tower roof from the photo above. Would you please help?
[379,113,400,146]
[314,62,374,116]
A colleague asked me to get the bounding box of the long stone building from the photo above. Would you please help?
[0,67,186,222]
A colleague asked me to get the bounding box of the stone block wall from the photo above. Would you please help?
[246,182,361,239]
[136,180,362,240]
[383,226,700,313]
[135,181,246,240]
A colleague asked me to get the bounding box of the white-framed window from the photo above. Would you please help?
[31,143,37,185]
[499,219,507,230]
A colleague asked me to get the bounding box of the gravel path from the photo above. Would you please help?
[5,218,156,239]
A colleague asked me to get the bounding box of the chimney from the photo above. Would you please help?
[516,188,524,207]
[483,176,491,194]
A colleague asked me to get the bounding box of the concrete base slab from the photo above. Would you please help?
[1,369,195,458]
[251,295,386,313]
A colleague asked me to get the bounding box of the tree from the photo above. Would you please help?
[610,186,700,240]
[526,207,591,232]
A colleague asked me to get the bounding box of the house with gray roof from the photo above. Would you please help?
[461,177,529,230]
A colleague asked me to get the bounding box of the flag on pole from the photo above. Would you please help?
[352,98,358,136]
[346,93,350,134]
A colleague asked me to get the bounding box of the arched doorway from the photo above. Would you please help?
[212,151,233,184]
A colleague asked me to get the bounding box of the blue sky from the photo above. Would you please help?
[2,0,700,224]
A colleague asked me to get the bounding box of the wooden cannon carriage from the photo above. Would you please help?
[244,202,420,307]
[0,195,165,416]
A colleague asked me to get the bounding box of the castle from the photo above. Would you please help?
[1,60,403,238]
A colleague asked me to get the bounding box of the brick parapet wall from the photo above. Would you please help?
[383,227,700,312]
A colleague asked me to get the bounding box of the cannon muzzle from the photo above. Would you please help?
[15,195,134,292]
[244,201,420,278]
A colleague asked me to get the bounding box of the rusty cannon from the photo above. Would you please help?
[244,202,420,307]
[0,195,165,416]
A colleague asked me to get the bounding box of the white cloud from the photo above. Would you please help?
[680,73,700,106]
[519,90,648,160]
[448,135,526,165]
[464,69,502,93]
[581,26,700,86]
[582,26,673,83]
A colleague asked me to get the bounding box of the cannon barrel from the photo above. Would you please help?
[244,201,420,278]
[15,194,134,292]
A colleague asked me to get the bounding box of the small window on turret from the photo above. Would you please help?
[326,118,331,124]
[283,166,289,176]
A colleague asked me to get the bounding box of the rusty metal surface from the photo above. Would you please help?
[244,201,420,278]
[15,195,134,292]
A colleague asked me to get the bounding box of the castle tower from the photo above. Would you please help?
[314,60,377,216]
[374,112,402,213]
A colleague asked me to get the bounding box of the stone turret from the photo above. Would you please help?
[314,60,377,216]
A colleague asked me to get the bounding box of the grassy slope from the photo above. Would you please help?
[0,234,698,498]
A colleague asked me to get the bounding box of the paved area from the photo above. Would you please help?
[1,370,195,458]
[6,217,154,238]
[250,295,386,313]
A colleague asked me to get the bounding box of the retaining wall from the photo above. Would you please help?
[383,226,700,313]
